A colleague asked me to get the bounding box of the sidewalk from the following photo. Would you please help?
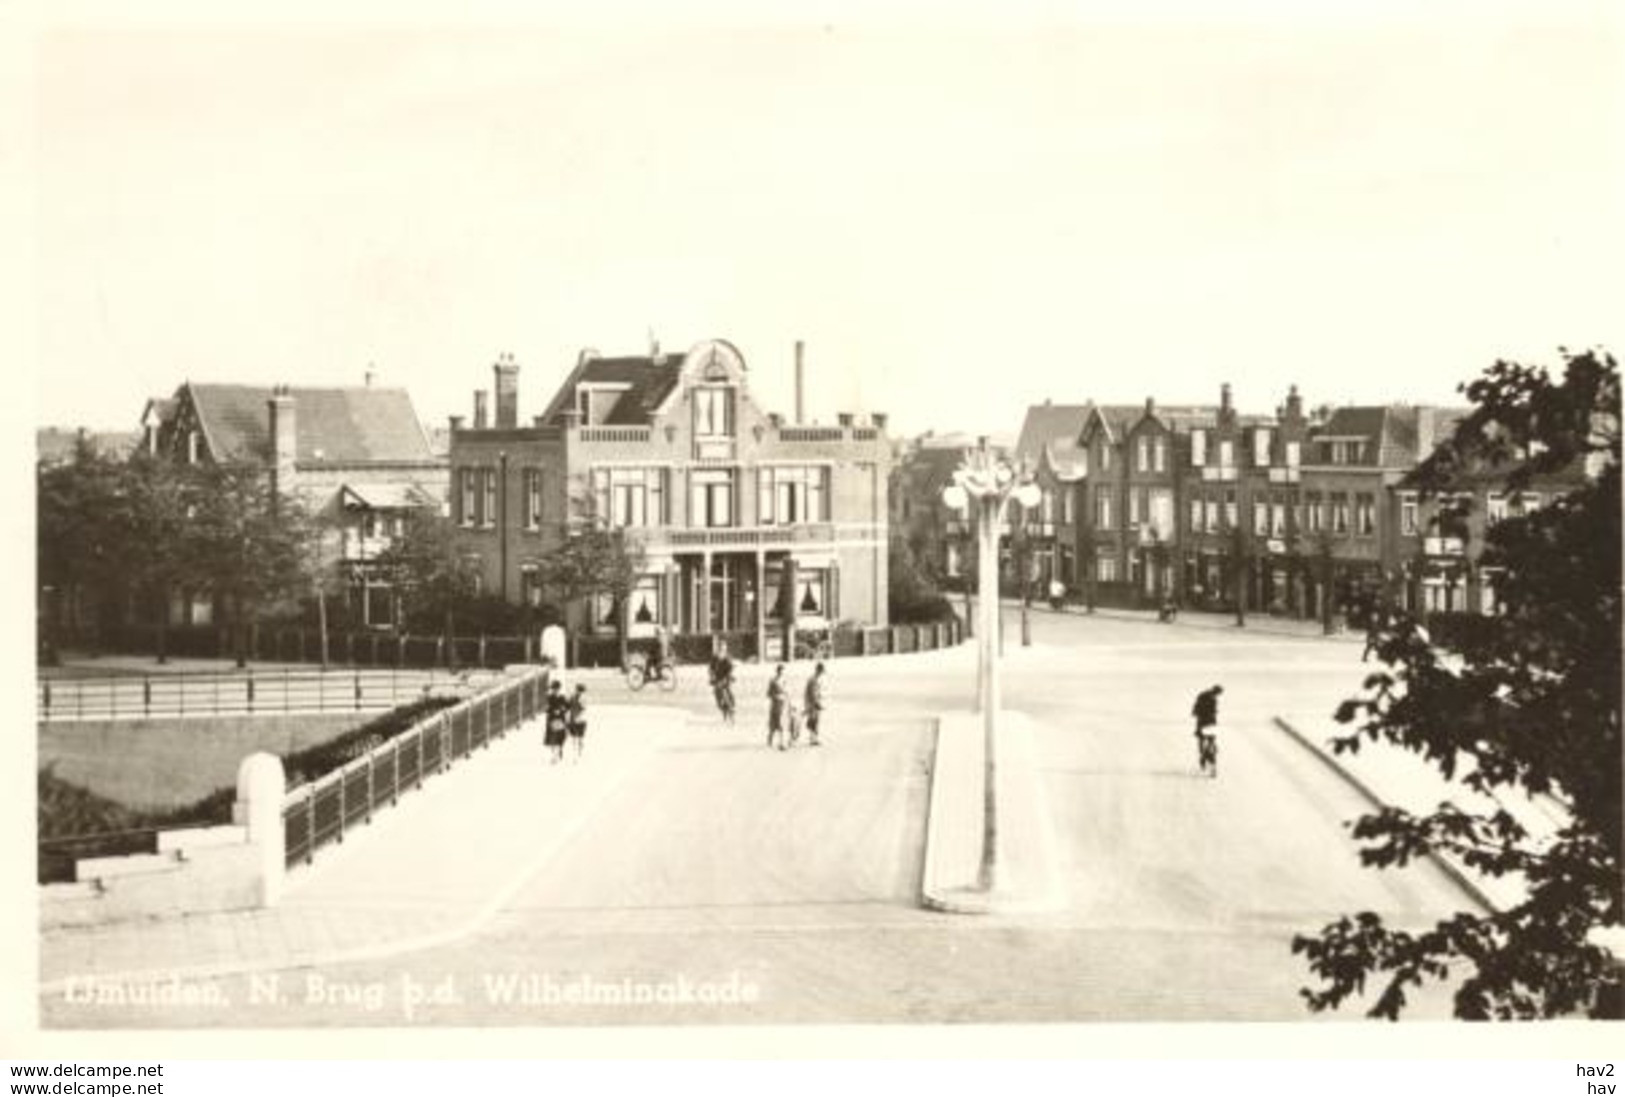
[1270,710,1569,912]
[1017,598,1367,644]
[39,705,677,991]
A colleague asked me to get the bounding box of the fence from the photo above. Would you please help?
[281,667,548,870]
[37,667,487,723]
[88,623,545,670]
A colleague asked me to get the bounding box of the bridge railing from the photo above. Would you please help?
[280,667,548,869]
[36,668,492,723]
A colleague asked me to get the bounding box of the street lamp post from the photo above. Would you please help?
[943,437,1041,894]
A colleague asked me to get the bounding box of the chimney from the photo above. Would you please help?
[1285,384,1304,424]
[364,365,376,388]
[473,390,488,430]
[1219,382,1235,428]
[449,414,465,433]
[872,412,889,432]
[1145,396,1155,416]
[838,412,854,428]
[493,354,519,429]
[794,340,805,425]
[268,385,297,497]
[1416,406,1437,458]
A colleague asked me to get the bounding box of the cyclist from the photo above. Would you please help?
[646,625,672,680]
[1191,684,1223,777]
[708,642,736,723]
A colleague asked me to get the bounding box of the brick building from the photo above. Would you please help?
[449,339,891,657]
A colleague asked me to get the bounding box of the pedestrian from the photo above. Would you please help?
[803,661,827,747]
[1191,684,1223,777]
[708,641,736,724]
[544,680,569,764]
[567,683,588,762]
[766,663,788,750]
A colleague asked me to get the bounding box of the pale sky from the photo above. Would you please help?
[25,3,1625,438]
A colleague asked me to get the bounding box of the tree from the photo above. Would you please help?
[186,462,315,667]
[37,440,128,655]
[1224,524,1251,627]
[371,505,480,668]
[534,491,647,669]
[1293,349,1621,1020]
[119,454,197,665]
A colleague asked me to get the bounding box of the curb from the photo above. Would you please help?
[920,710,1064,915]
[1270,716,1498,915]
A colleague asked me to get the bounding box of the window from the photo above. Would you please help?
[593,467,667,528]
[523,468,544,529]
[520,564,543,607]
[1254,428,1270,467]
[1400,492,1419,535]
[1059,488,1073,525]
[1330,440,1365,465]
[1224,489,1238,529]
[1190,429,1206,467]
[693,387,735,438]
[1136,436,1150,472]
[1190,496,1203,532]
[1486,492,1507,525]
[1305,492,1323,532]
[627,575,666,632]
[465,556,484,597]
[1128,489,1142,527]
[1149,489,1174,540]
[459,469,475,526]
[187,430,200,464]
[482,469,497,528]
[1270,498,1287,537]
[1153,437,1166,473]
[1095,486,1113,530]
[691,469,735,527]
[1040,489,1056,525]
[1253,499,1269,535]
[1332,492,1350,534]
[1219,439,1235,469]
[1286,440,1301,468]
[1204,496,1219,533]
[759,465,828,525]
[1097,555,1118,583]
[1099,442,1112,471]
[1356,493,1376,536]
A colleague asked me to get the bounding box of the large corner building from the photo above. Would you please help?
[449,339,891,656]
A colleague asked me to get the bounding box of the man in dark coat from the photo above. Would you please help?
[1192,684,1223,777]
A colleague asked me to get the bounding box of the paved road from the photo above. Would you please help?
[47,610,1475,1025]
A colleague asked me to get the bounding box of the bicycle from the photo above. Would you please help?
[625,654,678,692]
[710,677,736,722]
[1196,730,1218,778]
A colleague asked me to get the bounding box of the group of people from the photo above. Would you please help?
[702,644,828,750]
[543,680,588,763]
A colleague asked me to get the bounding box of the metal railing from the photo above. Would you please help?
[37,668,492,723]
[281,668,547,869]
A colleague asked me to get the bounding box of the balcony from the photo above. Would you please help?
[1268,467,1301,484]
[647,523,838,550]
[1200,466,1238,482]
[578,425,653,444]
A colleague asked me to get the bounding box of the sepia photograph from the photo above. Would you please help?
[8,0,1622,1065]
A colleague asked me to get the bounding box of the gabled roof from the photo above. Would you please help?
[1312,405,1472,468]
[339,482,437,510]
[1015,403,1090,465]
[185,384,435,464]
[1077,404,1145,444]
[538,353,684,427]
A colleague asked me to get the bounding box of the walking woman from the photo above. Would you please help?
[568,683,588,762]
[544,680,569,764]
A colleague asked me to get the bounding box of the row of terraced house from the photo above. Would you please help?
[897,382,1587,622]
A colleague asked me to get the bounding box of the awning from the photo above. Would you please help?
[339,482,436,510]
